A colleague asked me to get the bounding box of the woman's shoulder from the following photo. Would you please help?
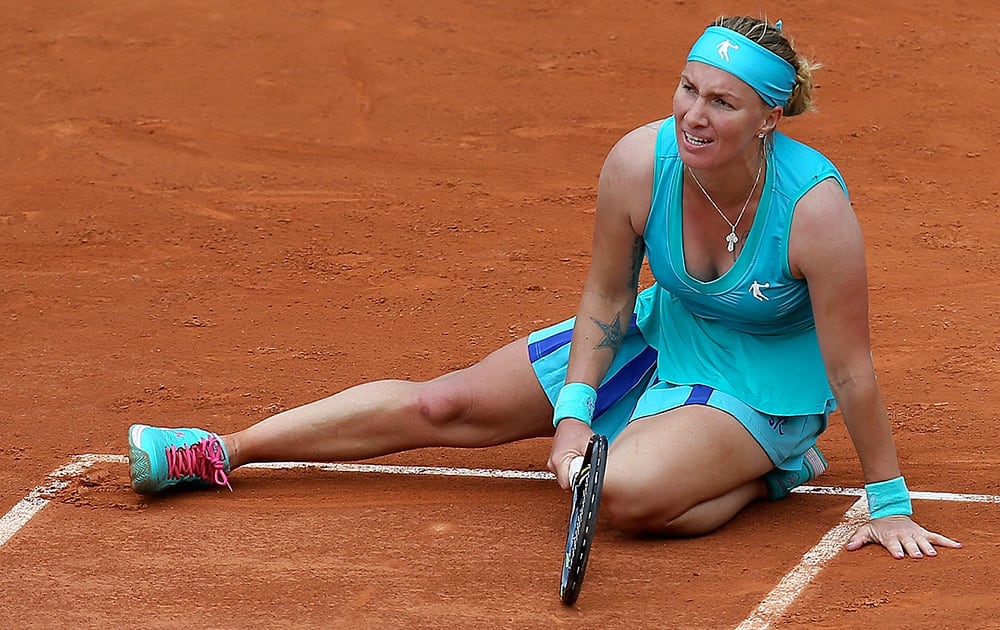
[603,119,666,174]
[619,117,671,147]
[772,131,846,193]
[773,132,838,170]
[595,120,664,220]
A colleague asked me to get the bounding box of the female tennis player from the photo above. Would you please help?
[127,15,959,559]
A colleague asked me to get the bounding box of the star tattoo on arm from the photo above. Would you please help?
[591,311,625,353]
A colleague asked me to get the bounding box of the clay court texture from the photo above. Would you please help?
[1,1,997,628]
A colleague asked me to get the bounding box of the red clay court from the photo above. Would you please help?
[1,1,998,628]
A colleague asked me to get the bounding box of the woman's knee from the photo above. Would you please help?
[601,473,688,533]
[601,466,760,536]
[601,481,724,536]
[414,374,473,428]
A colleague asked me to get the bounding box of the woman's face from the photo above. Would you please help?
[672,61,775,170]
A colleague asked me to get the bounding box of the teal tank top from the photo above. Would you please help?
[635,117,847,416]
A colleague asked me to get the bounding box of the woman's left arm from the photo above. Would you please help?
[790,179,961,559]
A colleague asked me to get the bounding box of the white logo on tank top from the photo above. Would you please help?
[749,280,770,301]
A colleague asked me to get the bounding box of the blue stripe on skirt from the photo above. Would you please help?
[684,384,714,406]
[527,314,655,442]
[595,345,657,417]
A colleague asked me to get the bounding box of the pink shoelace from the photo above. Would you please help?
[165,437,232,490]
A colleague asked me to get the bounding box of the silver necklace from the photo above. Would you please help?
[688,159,764,253]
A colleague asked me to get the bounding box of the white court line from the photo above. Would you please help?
[3,453,998,630]
[793,484,1000,503]
[734,498,869,630]
[3,455,998,553]
[733,484,999,630]
[0,455,107,549]
[245,460,556,480]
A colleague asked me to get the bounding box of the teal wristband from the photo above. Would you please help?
[865,475,913,519]
[552,383,597,428]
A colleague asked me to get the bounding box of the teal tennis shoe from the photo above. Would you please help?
[762,445,828,501]
[128,424,232,494]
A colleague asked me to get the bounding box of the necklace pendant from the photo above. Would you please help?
[726,231,739,252]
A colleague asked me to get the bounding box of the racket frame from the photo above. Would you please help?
[559,433,608,605]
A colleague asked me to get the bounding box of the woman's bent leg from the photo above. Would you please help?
[656,481,766,537]
[600,405,774,536]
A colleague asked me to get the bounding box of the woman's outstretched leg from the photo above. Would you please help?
[128,337,554,493]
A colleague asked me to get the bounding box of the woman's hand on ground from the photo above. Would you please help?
[846,515,962,559]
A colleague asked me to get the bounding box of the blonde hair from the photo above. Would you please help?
[711,16,821,116]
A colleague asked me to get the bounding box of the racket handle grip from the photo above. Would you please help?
[568,455,584,484]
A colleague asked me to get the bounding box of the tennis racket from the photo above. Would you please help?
[559,433,608,606]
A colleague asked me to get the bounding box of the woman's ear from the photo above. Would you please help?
[760,106,784,136]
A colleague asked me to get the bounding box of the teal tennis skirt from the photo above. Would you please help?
[527,315,828,472]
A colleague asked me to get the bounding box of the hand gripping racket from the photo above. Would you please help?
[559,433,608,606]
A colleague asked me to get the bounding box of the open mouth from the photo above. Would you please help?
[683,131,713,146]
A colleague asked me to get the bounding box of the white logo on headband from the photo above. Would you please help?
[716,39,739,62]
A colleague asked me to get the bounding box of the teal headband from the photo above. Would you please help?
[686,26,796,108]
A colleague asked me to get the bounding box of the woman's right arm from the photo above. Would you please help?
[547,124,656,490]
